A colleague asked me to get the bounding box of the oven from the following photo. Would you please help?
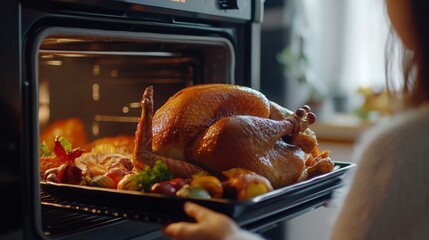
[1,1,264,239]
[0,1,354,240]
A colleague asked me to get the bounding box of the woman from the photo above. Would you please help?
[331,0,429,239]
[164,0,429,239]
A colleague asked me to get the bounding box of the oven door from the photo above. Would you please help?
[34,29,236,240]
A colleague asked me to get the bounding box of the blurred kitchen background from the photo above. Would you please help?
[259,0,391,239]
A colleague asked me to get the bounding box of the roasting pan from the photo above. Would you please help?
[40,161,355,228]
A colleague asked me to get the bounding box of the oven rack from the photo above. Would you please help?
[41,192,164,239]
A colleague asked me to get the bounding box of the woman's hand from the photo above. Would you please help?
[163,202,262,240]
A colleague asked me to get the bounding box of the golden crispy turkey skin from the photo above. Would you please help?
[189,116,306,188]
[152,84,271,161]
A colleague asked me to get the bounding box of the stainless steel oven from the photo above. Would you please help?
[0,1,264,239]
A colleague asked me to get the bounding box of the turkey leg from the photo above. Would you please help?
[133,86,206,178]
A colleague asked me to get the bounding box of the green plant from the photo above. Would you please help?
[278,36,325,103]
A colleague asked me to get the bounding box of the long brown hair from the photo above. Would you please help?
[386,1,429,107]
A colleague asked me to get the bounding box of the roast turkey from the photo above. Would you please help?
[133,84,332,188]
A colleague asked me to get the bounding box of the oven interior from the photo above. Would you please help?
[38,30,234,141]
[37,30,235,239]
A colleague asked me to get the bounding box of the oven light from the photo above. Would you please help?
[39,105,50,127]
[39,81,50,127]
[129,102,141,108]
[93,65,100,76]
[42,60,62,66]
[40,55,54,59]
[111,70,118,78]
[92,84,100,101]
[92,122,99,136]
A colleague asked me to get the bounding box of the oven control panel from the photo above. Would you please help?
[125,0,252,21]
[218,0,239,10]
[42,0,259,22]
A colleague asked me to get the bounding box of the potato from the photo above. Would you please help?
[105,167,127,188]
[191,175,223,198]
[222,169,273,200]
[117,174,139,191]
[89,175,116,189]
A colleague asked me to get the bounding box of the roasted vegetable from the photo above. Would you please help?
[222,168,273,200]
[191,175,223,198]
[169,178,188,189]
[134,160,173,192]
[176,185,211,199]
[39,136,84,175]
[80,175,92,186]
[117,174,139,191]
[109,158,134,172]
[76,153,130,178]
[57,163,83,184]
[89,175,116,189]
[105,167,127,188]
[40,142,52,157]
[150,182,177,196]
[149,178,188,196]
[46,173,60,183]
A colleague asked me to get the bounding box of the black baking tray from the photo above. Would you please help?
[40,161,355,227]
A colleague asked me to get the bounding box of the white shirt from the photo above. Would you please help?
[331,104,429,240]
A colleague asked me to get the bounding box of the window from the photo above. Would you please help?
[282,0,390,121]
